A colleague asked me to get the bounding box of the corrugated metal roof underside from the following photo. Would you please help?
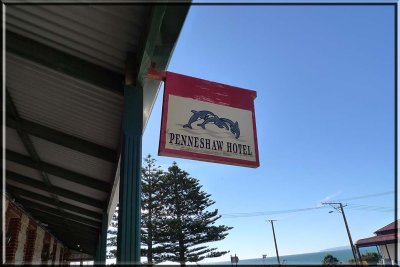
[7,53,123,150]
[7,179,52,198]
[6,127,29,156]
[6,160,43,181]
[6,175,102,214]
[6,51,118,255]
[6,5,151,73]
[56,196,103,214]
[4,3,189,256]
[15,196,102,223]
[31,136,115,183]
[48,174,108,200]
[6,160,107,208]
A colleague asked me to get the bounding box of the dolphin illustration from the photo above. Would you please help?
[197,116,229,130]
[183,110,215,129]
[220,118,240,139]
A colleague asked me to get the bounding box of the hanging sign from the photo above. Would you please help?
[158,71,259,168]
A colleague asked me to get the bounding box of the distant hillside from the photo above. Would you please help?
[320,246,351,252]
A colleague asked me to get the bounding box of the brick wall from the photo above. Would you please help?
[47,234,54,265]
[55,241,62,263]
[5,217,21,264]
[14,214,29,264]
[42,232,51,264]
[23,220,37,264]
[32,226,45,264]
[5,197,67,265]
[51,240,57,264]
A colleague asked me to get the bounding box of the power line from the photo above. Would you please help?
[331,191,394,202]
[346,204,394,213]
[221,206,328,218]
[219,191,394,219]
[348,204,393,209]
[220,204,393,219]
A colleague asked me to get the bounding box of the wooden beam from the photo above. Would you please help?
[7,185,102,220]
[6,150,110,192]
[21,202,101,229]
[137,4,190,87]
[6,30,124,94]
[26,200,101,224]
[6,171,104,209]
[6,90,60,200]
[6,115,117,163]
[136,5,166,88]
[32,213,100,234]
[147,68,166,81]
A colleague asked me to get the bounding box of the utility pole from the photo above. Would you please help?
[267,220,280,265]
[322,201,361,265]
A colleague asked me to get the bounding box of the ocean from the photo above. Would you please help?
[208,247,378,265]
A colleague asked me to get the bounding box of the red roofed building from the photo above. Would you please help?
[355,220,398,265]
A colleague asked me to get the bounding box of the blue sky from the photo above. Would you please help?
[142,4,395,262]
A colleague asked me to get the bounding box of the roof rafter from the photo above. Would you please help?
[7,185,102,220]
[6,90,87,243]
[6,30,124,94]
[6,170,104,209]
[20,201,101,229]
[6,150,110,192]
[6,90,63,203]
[6,115,117,163]
[32,213,100,234]
[136,4,190,87]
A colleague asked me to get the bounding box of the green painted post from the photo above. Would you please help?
[95,237,101,263]
[100,213,108,263]
[117,84,143,264]
[95,213,108,264]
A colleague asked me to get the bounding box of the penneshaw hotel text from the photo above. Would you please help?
[168,132,254,156]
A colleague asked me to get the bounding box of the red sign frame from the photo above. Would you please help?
[158,71,260,168]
